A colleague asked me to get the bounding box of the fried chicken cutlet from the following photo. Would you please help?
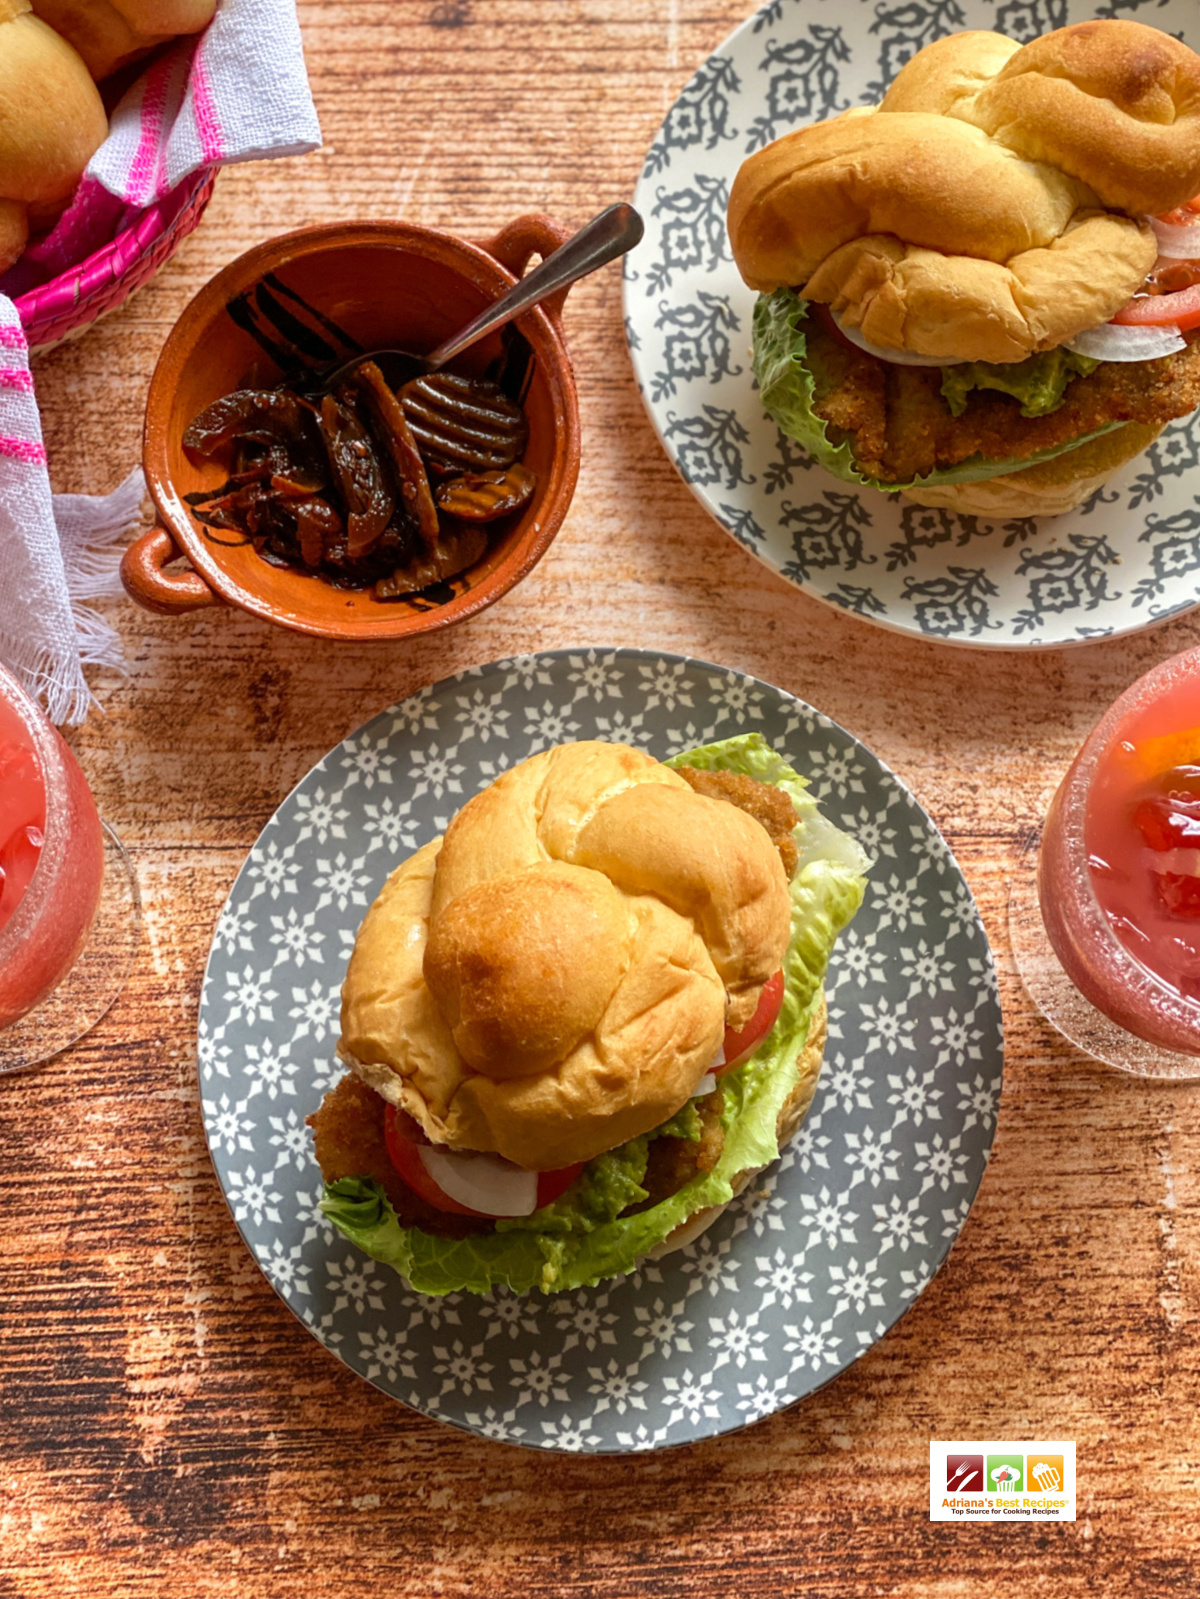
[806,314,1200,484]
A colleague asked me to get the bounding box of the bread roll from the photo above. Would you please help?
[802,213,1154,367]
[731,109,1094,283]
[959,22,1200,218]
[0,0,107,272]
[729,21,1200,362]
[339,742,794,1171]
[876,29,1020,117]
[424,861,634,1081]
[30,0,216,80]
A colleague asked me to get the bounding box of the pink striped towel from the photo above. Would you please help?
[0,303,144,725]
[0,0,320,723]
[89,0,320,206]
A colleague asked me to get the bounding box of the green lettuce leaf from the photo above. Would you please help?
[752,288,1124,493]
[939,348,1099,419]
[320,733,869,1296]
[664,733,868,1037]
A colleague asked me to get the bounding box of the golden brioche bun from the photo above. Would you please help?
[802,212,1153,367]
[732,109,1096,282]
[0,0,107,271]
[958,22,1200,217]
[649,991,827,1259]
[729,21,1200,362]
[339,742,794,1171]
[902,422,1162,517]
[30,0,216,79]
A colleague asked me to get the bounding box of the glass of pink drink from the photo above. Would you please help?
[0,664,136,1071]
[1019,646,1200,1075]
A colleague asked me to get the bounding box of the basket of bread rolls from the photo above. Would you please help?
[0,0,218,350]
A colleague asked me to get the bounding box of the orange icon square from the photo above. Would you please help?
[1027,1454,1065,1494]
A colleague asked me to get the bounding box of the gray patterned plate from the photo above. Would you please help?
[198,650,1003,1450]
[624,0,1200,648]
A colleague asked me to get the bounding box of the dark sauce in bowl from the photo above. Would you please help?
[182,278,537,602]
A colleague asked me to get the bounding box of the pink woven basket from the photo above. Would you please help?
[12,169,216,354]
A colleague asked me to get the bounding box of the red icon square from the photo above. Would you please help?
[946,1453,984,1492]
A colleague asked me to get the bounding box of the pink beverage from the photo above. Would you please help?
[0,664,104,1028]
[0,694,45,929]
[1040,647,1200,1055]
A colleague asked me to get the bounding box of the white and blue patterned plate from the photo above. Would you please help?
[198,649,1003,1451]
[624,0,1200,648]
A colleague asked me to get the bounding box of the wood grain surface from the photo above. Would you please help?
[3,4,1200,1595]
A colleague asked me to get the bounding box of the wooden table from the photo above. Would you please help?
[4,4,1199,1594]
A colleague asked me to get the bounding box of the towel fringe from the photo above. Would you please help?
[0,467,144,725]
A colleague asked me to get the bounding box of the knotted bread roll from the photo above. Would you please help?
[729,22,1200,364]
[339,742,793,1170]
[0,0,107,273]
[30,0,217,81]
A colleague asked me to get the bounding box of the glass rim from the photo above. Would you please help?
[1043,644,1200,1051]
[0,663,84,967]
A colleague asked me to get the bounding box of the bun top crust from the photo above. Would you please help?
[30,0,217,80]
[959,23,1200,216]
[339,742,794,1170]
[729,22,1200,363]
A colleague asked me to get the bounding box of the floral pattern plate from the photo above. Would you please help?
[624,0,1200,648]
[198,649,1003,1451]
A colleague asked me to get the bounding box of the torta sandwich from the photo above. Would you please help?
[308,734,868,1295]
[729,20,1200,515]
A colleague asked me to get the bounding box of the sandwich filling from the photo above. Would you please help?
[309,734,867,1296]
[754,289,1200,493]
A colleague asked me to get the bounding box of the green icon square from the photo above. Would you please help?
[986,1453,1024,1495]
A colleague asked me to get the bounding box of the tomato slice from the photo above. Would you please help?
[382,1103,584,1216]
[535,1163,586,1207]
[384,1103,481,1214]
[716,970,785,1077]
[1112,281,1200,330]
[1159,195,1200,228]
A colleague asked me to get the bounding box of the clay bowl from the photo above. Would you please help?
[123,216,581,640]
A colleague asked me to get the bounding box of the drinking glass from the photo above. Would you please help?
[1010,645,1200,1078]
[0,663,139,1073]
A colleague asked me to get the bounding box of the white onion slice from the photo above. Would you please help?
[1149,215,1200,259]
[831,310,953,367]
[1064,321,1186,361]
[691,1037,729,1097]
[418,1146,538,1216]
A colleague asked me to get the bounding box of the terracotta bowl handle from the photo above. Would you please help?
[478,214,575,331]
[121,524,221,615]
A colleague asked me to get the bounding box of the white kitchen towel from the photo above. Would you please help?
[89,0,321,205]
[0,299,141,725]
